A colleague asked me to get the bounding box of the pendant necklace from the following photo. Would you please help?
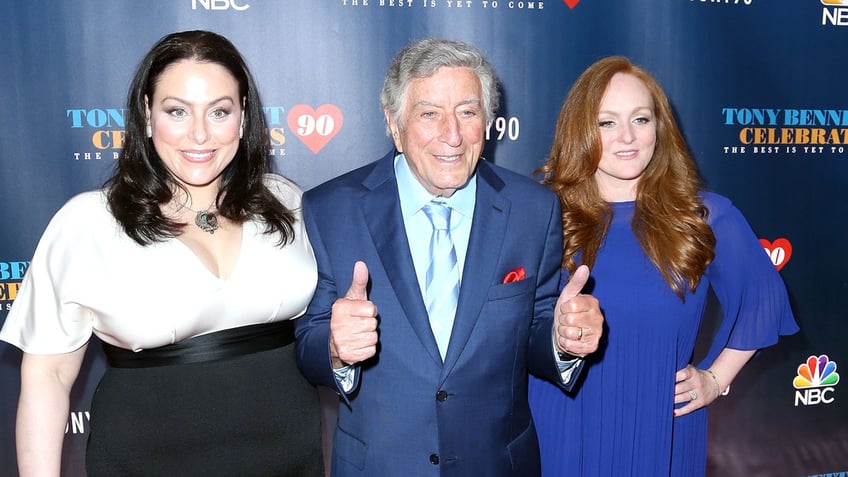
[183,200,219,234]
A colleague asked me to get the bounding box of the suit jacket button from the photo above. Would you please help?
[429,454,440,465]
[436,390,448,401]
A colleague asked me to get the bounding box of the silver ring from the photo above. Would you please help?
[688,390,698,401]
[577,327,584,341]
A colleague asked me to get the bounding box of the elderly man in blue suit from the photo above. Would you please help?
[295,38,603,477]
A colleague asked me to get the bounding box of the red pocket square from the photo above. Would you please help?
[502,267,526,284]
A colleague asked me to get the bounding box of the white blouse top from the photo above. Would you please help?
[0,174,317,354]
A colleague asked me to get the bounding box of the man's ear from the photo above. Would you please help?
[385,110,403,152]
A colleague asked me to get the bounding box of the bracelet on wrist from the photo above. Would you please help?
[706,369,730,397]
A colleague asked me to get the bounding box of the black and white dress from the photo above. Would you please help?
[0,174,324,476]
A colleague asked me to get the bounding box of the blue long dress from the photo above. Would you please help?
[528,192,799,476]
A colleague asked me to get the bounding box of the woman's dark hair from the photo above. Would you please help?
[106,30,294,245]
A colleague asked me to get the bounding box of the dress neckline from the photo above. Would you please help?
[609,200,635,224]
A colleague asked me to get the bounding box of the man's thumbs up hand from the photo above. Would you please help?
[330,261,379,368]
[553,265,603,358]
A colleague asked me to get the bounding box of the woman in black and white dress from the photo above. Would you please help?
[0,30,324,476]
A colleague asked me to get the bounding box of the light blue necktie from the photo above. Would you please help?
[422,200,460,360]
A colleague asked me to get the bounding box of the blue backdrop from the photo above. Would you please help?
[1,1,846,475]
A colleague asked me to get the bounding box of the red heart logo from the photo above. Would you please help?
[759,237,792,271]
[286,104,344,154]
[563,0,580,8]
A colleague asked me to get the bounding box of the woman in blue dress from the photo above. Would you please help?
[528,56,799,476]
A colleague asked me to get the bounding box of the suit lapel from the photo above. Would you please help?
[441,161,510,376]
[361,153,444,366]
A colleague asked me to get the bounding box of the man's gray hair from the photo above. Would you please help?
[380,38,500,136]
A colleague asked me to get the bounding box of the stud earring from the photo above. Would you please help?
[145,124,152,138]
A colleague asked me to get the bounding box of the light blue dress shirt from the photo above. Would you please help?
[334,154,577,391]
[394,153,476,300]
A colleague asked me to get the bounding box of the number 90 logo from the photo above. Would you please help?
[486,116,520,141]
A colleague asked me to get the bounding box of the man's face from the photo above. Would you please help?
[387,66,486,198]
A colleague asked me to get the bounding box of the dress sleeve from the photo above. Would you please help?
[699,193,799,365]
[264,172,314,260]
[0,195,95,354]
[264,173,303,209]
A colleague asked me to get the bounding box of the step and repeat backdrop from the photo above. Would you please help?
[0,1,845,476]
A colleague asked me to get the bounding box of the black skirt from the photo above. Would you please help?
[86,333,324,477]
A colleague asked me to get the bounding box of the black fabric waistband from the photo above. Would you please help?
[101,320,295,368]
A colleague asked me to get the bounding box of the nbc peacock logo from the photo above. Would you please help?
[793,354,840,406]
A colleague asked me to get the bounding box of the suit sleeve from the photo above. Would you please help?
[294,193,360,401]
[526,193,585,391]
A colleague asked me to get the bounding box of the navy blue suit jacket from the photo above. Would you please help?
[295,152,582,476]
